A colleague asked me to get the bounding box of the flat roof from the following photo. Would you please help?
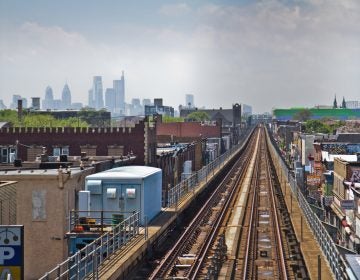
[0,167,85,176]
[86,165,161,180]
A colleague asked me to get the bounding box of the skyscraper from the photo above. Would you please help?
[88,89,94,108]
[185,94,194,108]
[62,84,71,109]
[142,98,151,106]
[0,100,6,110]
[31,97,41,110]
[42,86,54,110]
[10,95,27,109]
[93,76,103,110]
[105,88,115,112]
[113,71,125,115]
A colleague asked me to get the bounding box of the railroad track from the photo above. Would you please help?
[148,126,309,279]
[229,127,309,279]
[234,130,288,279]
[148,129,260,280]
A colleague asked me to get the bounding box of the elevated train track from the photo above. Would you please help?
[147,126,309,279]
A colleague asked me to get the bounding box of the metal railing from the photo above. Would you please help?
[39,211,140,280]
[266,126,350,280]
[167,128,254,208]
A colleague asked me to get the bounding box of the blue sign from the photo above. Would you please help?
[341,200,355,210]
[0,226,24,280]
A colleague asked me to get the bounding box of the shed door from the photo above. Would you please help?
[124,185,141,213]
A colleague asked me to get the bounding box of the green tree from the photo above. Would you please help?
[0,110,89,127]
[162,115,184,123]
[293,109,312,121]
[305,120,331,133]
[186,111,210,121]
[22,114,89,127]
[0,109,18,124]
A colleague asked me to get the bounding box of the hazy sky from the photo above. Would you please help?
[0,0,359,113]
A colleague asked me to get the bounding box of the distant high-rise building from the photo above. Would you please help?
[61,84,71,109]
[88,89,94,108]
[241,104,252,117]
[93,76,103,110]
[53,100,62,110]
[71,102,83,110]
[154,98,163,107]
[31,97,41,110]
[129,98,143,116]
[345,100,360,109]
[105,88,115,112]
[10,95,27,109]
[113,71,125,115]
[132,98,141,107]
[43,86,54,110]
[142,99,151,106]
[0,100,6,109]
[185,94,194,108]
[145,98,174,117]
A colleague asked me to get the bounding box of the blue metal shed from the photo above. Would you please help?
[83,166,162,225]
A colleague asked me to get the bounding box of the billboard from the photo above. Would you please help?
[0,225,24,280]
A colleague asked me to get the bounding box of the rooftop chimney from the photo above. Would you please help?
[17,99,23,122]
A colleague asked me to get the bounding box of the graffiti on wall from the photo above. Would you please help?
[321,144,346,154]
[321,143,360,155]
[350,168,360,183]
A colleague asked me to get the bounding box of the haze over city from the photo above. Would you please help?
[0,0,359,113]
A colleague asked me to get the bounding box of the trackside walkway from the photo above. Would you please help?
[271,149,334,280]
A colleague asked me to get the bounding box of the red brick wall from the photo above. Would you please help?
[157,122,221,139]
[0,121,157,165]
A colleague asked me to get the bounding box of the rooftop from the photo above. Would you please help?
[86,165,161,180]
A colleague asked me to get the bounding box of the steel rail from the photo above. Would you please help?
[187,132,257,279]
[242,130,289,279]
[266,138,289,279]
[148,129,259,280]
[241,132,262,280]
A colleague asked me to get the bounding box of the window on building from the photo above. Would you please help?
[62,147,69,155]
[1,148,8,163]
[53,146,69,156]
[0,147,16,163]
[53,147,61,157]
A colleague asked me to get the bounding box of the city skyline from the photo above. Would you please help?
[0,1,359,113]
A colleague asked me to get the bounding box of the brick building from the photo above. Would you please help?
[0,167,94,279]
[156,121,221,141]
[0,118,156,166]
[179,103,242,144]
